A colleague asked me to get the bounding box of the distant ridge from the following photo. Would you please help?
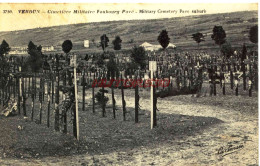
[0,10,257,52]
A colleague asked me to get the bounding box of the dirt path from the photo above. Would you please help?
[0,92,258,165]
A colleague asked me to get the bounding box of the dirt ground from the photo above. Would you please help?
[0,84,258,166]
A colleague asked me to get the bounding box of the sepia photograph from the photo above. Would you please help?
[0,3,258,165]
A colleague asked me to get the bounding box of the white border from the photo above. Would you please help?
[0,0,259,3]
[0,1,259,165]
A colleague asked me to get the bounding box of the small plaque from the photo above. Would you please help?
[149,61,157,71]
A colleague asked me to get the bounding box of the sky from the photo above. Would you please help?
[0,3,258,32]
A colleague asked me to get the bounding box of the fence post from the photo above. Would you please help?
[135,71,139,123]
[151,70,154,129]
[18,67,22,114]
[102,71,106,117]
[51,74,54,104]
[62,91,67,134]
[235,79,239,96]
[73,54,79,140]
[28,76,31,98]
[24,77,27,98]
[22,76,26,116]
[111,72,116,119]
[42,78,45,102]
[213,72,216,96]
[54,55,60,131]
[31,93,34,121]
[242,62,246,91]
[149,61,157,129]
[39,78,43,124]
[47,81,51,128]
[7,76,10,99]
[249,80,252,97]
[82,69,85,112]
[254,62,258,91]
[12,76,14,98]
[222,79,225,95]
[153,77,157,127]
[92,72,95,113]
[34,74,36,100]
[121,72,126,121]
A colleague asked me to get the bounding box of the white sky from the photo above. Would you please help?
[0,3,258,31]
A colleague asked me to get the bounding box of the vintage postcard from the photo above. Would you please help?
[0,3,258,165]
